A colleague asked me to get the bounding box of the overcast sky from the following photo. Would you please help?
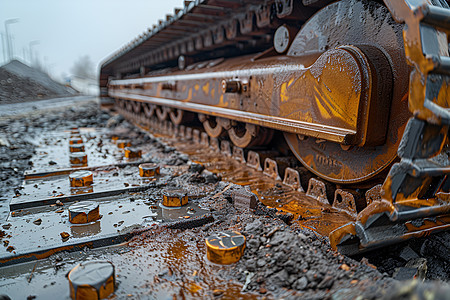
[0,0,184,80]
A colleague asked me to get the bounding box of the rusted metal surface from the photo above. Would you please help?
[0,127,212,268]
[330,0,450,254]
[99,0,450,255]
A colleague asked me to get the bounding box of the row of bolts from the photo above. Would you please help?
[63,128,246,299]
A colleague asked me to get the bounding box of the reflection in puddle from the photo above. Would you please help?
[70,186,94,195]
[71,220,101,238]
[164,134,353,237]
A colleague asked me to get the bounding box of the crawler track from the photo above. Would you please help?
[101,0,450,255]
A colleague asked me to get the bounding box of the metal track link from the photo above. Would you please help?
[115,99,379,224]
[329,0,450,255]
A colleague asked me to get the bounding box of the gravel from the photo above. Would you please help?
[0,98,449,299]
[0,60,77,104]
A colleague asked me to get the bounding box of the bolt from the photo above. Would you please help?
[139,163,160,177]
[205,231,246,264]
[125,147,142,159]
[162,188,188,207]
[69,152,88,165]
[68,201,100,224]
[68,261,115,300]
[69,137,83,145]
[69,144,85,153]
[222,79,241,93]
[69,170,93,187]
[117,140,131,149]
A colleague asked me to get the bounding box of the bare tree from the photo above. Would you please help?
[70,55,95,79]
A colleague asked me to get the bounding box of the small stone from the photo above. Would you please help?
[271,269,289,287]
[256,258,266,268]
[33,218,42,226]
[60,232,70,240]
[360,257,377,269]
[188,162,204,173]
[212,289,224,297]
[259,287,267,294]
[340,264,350,271]
[247,238,261,250]
[293,277,308,290]
[317,275,334,289]
[56,200,63,206]
[245,219,263,233]
[399,246,419,262]
[2,224,11,230]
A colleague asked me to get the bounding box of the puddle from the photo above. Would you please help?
[159,132,353,237]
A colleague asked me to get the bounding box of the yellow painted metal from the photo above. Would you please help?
[205,231,246,265]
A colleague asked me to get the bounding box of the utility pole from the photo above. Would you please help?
[5,18,19,61]
[0,32,6,64]
[29,40,39,65]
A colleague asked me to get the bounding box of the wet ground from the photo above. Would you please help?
[0,97,449,299]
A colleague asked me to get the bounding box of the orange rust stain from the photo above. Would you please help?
[280,82,289,102]
[328,223,357,250]
[0,242,94,265]
[218,95,228,107]
[202,82,210,96]
[184,88,193,102]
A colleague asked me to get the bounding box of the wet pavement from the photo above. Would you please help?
[0,98,449,299]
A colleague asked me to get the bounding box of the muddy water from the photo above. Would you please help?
[0,229,259,299]
[0,123,351,299]
[160,132,353,237]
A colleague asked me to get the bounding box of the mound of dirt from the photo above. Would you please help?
[0,60,77,104]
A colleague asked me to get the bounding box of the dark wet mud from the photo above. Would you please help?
[0,99,449,300]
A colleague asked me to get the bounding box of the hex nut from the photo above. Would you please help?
[162,188,188,207]
[205,231,246,264]
[116,140,131,149]
[68,201,100,224]
[125,147,142,159]
[139,163,160,177]
[70,152,88,165]
[68,261,115,300]
[69,170,93,187]
[70,128,80,135]
[69,137,83,145]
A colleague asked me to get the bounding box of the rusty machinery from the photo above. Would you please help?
[100,0,450,255]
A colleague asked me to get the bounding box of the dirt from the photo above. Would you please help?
[0,60,77,104]
[0,99,449,299]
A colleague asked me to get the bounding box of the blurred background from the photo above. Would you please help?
[0,0,184,95]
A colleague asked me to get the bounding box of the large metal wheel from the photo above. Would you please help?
[156,106,169,121]
[143,103,155,118]
[228,122,273,148]
[202,116,225,138]
[169,109,194,125]
[283,0,410,184]
[131,101,141,114]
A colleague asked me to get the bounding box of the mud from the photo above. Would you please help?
[0,99,450,299]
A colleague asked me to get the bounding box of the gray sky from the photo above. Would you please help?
[0,0,184,80]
